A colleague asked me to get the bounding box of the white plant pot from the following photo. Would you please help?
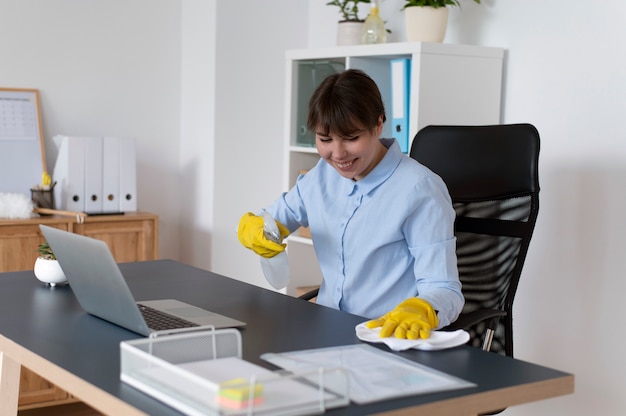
[405,6,449,43]
[337,21,364,46]
[34,257,67,287]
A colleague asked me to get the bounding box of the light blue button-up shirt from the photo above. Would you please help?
[267,139,463,327]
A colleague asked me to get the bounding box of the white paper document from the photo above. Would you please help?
[262,344,475,404]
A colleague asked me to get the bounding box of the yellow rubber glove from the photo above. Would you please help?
[365,298,438,340]
[237,212,290,258]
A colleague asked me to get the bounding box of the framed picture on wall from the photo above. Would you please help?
[0,87,46,195]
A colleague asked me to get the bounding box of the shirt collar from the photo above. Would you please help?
[341,138,402,196]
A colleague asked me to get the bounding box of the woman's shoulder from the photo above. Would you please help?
[396,155,449,192]
[398,153,436,177]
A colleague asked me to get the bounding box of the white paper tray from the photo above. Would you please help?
[120,328,349,415]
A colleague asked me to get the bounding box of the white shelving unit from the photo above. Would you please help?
[282,42,504,296]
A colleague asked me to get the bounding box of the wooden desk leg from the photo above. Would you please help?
[0,351,20,415]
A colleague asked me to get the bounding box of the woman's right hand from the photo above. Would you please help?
[237,212,289,258]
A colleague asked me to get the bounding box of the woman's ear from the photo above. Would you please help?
[376,115,384,135]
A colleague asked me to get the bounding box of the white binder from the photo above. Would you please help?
[102,137,121,212]
[118,137,137,212]
[83,137,103,213]
[52,136,86,212]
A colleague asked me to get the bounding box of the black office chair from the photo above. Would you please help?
[410,124,540,358]
[299,123,540,358]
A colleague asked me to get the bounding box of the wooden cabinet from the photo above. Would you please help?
[0,211,158,410]
[283,43,504,296]
[72,214,158,264]
[0,217,69,274]
[0,212,158,273]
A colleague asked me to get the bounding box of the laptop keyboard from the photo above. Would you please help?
[137,303,199,331]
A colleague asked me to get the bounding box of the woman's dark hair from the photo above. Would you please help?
[307,69,386,137]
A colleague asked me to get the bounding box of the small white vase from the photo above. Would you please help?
[34,257,67,287]
[405,6,449,43]
[337,21,364,46]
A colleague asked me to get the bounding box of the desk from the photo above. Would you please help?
[0,260,573,415]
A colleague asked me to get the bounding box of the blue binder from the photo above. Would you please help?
[390,58,410,153]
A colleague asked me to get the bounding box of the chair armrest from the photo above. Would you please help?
[298,288,319,301]
[443,308,507,332]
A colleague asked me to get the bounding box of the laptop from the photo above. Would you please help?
[39,224,246,336]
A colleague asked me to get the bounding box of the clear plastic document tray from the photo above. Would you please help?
[262,344,476,405]
[120,328,349,416]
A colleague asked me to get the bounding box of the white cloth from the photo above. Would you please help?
[355,322,469,352]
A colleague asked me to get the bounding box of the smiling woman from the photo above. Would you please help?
[239,68,463,339]
[307,69,387,181]
[315,123,387,181]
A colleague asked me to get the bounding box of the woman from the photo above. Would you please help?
[238,69,463,340]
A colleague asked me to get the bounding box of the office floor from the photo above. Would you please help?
[18,403,103,416]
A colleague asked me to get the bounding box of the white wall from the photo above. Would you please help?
[0,0,183,259]
[179,0,217,270]
[0,0,305,288]
[306,1,626,415]
[456,3,626,415]
[208,1,308,289]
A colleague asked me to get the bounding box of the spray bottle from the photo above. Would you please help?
[259,210,290,290]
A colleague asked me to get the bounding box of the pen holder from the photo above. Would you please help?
[31,188,55,209]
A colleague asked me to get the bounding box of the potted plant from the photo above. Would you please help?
[402,0,480,43]
[327,0,371,45]
[34,241,67,287]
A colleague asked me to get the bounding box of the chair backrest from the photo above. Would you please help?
[410,124,540,357]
